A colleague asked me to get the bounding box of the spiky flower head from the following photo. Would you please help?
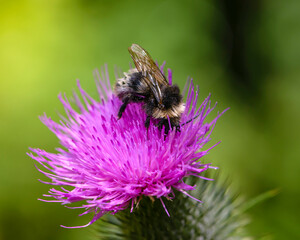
[28,65,226,228]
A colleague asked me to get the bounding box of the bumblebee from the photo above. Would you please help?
[114,44,185,134]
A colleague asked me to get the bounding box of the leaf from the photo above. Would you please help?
[239,189,279,214]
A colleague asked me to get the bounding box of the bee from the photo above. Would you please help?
[114,44,185,134]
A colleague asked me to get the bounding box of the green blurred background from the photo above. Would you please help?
[0,0,299,239]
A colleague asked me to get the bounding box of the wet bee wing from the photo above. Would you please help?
[128,44,169,104]
[128,44,169,86]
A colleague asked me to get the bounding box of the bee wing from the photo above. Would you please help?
[128,44,169,104]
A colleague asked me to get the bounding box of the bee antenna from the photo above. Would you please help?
[181,113,201,126]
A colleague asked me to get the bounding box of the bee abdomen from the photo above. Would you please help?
[152,102,185,119]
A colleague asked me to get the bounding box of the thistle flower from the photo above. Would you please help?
[28,65,227,228]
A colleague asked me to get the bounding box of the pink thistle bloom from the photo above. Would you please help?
[28,65,227,228]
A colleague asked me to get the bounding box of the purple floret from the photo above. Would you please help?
[28,65,227,228]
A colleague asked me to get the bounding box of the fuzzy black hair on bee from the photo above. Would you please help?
[114,44,185,134]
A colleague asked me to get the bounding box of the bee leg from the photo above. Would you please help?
[156,119,170,135]
[132,95,145,102]
[156,119,163,130]
[175,125,181,132]
[118,97,130,119]
[145,115,151,129]
[164,124,170,135]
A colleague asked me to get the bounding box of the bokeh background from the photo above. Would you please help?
[0,0,299,239]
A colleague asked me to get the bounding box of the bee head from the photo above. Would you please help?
[114,76,130,95]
